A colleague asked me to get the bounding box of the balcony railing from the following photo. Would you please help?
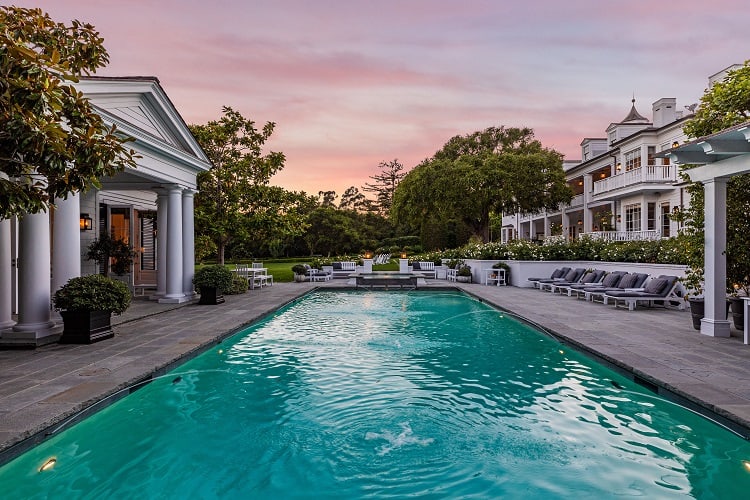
[593,164,677,195]
[580,230,661,241]
[568,193,584,208]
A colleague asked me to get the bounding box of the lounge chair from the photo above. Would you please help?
[528,267,570,288]
[585,273,649,303]
[603,275,680,311]
[539,268,586,292]
[569,271,626,299]
[551,269,605,295]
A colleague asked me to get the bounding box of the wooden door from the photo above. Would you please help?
[134,211,157,285]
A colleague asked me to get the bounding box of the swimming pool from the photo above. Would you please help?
[1,290,749,498]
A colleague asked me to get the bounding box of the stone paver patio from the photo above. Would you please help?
[1,280,749,465]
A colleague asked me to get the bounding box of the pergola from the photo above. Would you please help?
[668,121,750,342]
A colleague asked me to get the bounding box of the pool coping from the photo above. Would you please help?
[2,281,750,468]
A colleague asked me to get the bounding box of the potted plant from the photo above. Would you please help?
[492,261,510,285]
[53,274,131,343]
[456,263,472,283]
[292,264,308,282]
[728,278,749,331]
[193,265,233,305]
[86,233,135,276]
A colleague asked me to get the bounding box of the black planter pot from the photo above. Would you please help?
[688,298,731,331]
[198,286,225,305]
[688,298,704,330]
[729,297,745,331]
[59,310,114,344]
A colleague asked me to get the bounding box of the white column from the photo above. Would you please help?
[2,210,57,345]
[583,175,593,232]
[182,190,196,297]
[0,218,14,329]
[160,185,188,303]
[363,259,373,273]
[701,178,731,337]
[151,190,168,300]
[51,194,81,294]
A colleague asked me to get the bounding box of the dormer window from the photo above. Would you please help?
[608,130,617,145]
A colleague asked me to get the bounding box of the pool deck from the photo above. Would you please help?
[2,279,750,464]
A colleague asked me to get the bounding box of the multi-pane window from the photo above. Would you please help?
[647,202,656,231]
[660,143,671,165]
[625,203,641,232]
[624,148,642,171]
[661,203,671,237]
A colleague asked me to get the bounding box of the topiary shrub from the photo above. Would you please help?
[192,265,233,292]
[53,274,131,314]
[224,276,249,295]
[292,264,308,275]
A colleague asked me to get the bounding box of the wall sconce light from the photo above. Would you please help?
[616,214,622,223]
[672,141,679,149]
[615,163,622,172]
[599,172,606,178]
[577,219,583,225]
[79,213,93,231]
[577,180,583,186]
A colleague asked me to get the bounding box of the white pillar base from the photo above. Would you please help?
[1,322,61,348]
[700,318,731,338]
[363,259,373,273]
[158,295,192,304]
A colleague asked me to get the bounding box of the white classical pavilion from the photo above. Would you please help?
[0,76,211,347]
[668,121,750,339]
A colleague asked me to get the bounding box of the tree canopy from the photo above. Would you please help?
[677,60,750,295]
[0,6,137,219]
[362,159,406,214]
[683,61,750,139]
[391,126,572,245]
[189,106,291,264]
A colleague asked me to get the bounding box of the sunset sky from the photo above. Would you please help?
[14,0,750,198]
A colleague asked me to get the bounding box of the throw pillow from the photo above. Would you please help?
[644,278,669,294]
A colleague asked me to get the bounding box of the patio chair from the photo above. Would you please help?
[602,275,680,311]
[586,273,649,303]
[528,267,571,289]
[539,268,586,292]
[551,269,605,295]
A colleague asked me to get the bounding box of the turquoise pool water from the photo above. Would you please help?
[2,290,749,498]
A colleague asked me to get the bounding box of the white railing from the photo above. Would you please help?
[581,230,661,241]
[593,164,677,195]
[568,193,584,208]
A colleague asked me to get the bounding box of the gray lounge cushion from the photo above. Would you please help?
[562,269,579,282]
[644,278,669,295]
[601,273,622,288]
[617,274,639,288]
[580,271,599,284]
[551,268,566,279]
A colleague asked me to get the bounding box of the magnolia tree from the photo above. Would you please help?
[676,60,750,296]
[0,6,136,218]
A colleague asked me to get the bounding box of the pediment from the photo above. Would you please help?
[90,93,193,154]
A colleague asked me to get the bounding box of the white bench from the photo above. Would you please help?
[331,261,357,278]
[411,261,436,279]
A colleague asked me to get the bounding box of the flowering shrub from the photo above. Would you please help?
[404,237,690,266]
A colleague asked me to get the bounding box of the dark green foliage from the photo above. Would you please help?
[53,274,131,314]
[291,264,308,275]
[0,6,137,218]
[224,277,249,295]
[86,233,135,276]
[192,265,233,292]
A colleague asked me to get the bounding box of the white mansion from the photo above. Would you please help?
[501,65,741,243]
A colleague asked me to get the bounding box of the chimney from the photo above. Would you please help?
[652,98,676,128]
